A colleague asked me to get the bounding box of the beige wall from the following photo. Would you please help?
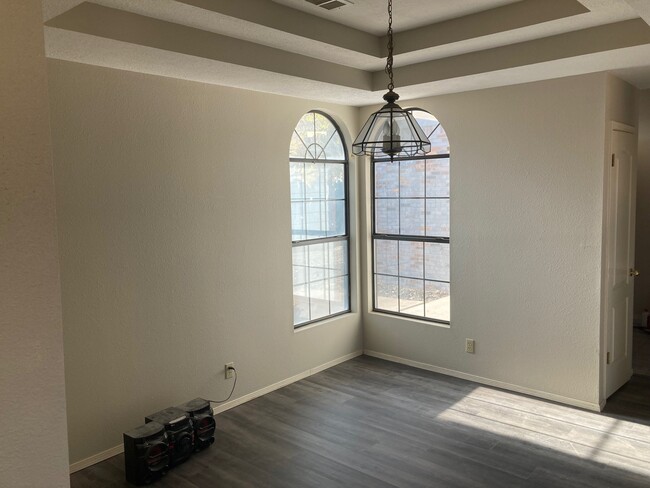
[360,74,609,408]
[47,57,636,464]
[635,90,650,318]
[605,74,638,128]
[47,60,362,464]
[0,2,70,487]
[599,75,638,402]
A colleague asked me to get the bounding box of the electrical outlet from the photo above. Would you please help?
[225,362,235,379]
[465,339,475,354]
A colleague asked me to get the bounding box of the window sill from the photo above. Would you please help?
[368,310,451,329]
[293,311,352,333]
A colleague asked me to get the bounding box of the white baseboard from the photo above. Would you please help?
[211,350,362,415]
[364,349,602,412]
[69,444,124,474]
[69,350,362,474]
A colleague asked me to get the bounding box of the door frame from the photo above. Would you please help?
[600,120,637,408]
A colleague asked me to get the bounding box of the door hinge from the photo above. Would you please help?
[611,154,615,167]
[607,352,611,364]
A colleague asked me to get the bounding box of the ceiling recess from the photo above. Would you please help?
[306,0,353,10]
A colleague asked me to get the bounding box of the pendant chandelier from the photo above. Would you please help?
[352,0,430,161]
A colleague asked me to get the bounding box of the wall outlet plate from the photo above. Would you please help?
[465,339,475,354]
[225,362,235,379]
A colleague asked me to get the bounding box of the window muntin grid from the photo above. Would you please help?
[372,109,450,323]
[290,112,350,328]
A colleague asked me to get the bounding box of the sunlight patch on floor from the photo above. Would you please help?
[435,391,650,478]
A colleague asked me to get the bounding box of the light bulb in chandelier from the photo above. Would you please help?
[381,119,402,157]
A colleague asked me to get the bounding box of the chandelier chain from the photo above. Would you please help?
[352,0,431,158]
[385,0,394,91]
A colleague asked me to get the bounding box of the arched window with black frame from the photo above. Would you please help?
[372,109,450,323]
[289,111,350,328]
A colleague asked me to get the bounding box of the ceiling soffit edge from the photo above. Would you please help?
[45,3,372,90]
[384,18,650,89]
[389,0,589,55]
[176,0,381,57]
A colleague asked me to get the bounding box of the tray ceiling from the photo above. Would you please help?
[42,0,650,105]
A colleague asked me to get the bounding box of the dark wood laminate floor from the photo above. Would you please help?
[633,327,650,377]
[71,356,650,487]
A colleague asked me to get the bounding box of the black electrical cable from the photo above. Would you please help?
[206,366,237,404]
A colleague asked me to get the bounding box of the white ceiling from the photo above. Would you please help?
[270,0,523,35]
[41,0,650,105]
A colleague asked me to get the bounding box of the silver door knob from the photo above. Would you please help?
[630,269,640,277]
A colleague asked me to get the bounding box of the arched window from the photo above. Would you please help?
[372,109,450,323]
[290,112,350,327]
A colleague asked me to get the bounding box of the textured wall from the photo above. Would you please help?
[360,74,608,408]
[47,60,362,464]
[599,75,638,402]
[0,1,70,487]
[636,90,650,318]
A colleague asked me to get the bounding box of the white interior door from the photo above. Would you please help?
[605,125,637,398]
